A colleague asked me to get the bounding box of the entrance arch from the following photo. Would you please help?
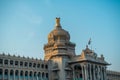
[74,65,83,80]
[0,69,2,79]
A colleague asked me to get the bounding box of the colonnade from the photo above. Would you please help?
[0,68,48,80]
[72,63,107,80]
[0,58,48,69]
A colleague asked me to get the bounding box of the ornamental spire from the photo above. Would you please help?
[55,17,62,29]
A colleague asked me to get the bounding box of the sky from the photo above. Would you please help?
[0,0,120,71]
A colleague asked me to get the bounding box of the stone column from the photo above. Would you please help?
[93,65,96,80]
[18,61,20,68]
[33,72,34,80]
[2,69,4,80]
[3,59,4,66]
[102,68,104,80]
[87,65,89,80]
[36,72,38,80]
[89,64,92,80]
[101,66,103,80]
[81,65,84,80]
[97,66,99,80]
[13,60,15,67]
[8,69,10,80]
[82,65,85,80]
[27,62,29,69]
[23,71,25,80]
[104,67,107,80]
[18,70,20,80]
[40,72,42,80]
[97,66,100,80]
[28,71,29,80]
[84,65,88,80]
[13,70,15,80]
[35,72,37,80]
[72,65,75,80]
[8,59,10,66]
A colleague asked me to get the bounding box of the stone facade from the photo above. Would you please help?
[107,70,120,80]
[0,17,118,80]
[0,53,49,80]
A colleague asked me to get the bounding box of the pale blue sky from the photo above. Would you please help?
[0,0,120,71]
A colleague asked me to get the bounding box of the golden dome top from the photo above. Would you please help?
[48,17,70,43]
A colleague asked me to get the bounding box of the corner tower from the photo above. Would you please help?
[44,17,76,61]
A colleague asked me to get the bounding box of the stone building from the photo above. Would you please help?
[0,53,49,80]
[107,70,120,80]
[0,17,117,80]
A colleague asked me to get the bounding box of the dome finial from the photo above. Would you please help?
[55,17,61,28]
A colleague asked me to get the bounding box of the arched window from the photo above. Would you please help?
[42,72,44,78]
[15,70,19,79]
[29,71,32,77]
[38,72,41,77]
[0,69,2,75]
[0,59,3,64]
[37,64,40,68]
[4,59,8,65]
[10,70,14,80]
[41,64,44,69]
[15,70,19,76]
[20,71,23,76]
[25,71,28,76]
[45,64,48,69]
[34,72,37,80]
[15,61,18,66]
[4,69,8,79]
[46,73,48,78]
[10,60,13,65]
[24,62,28,67]
[10,70,14,76]
[0,69,2,79]
[5,69,8,75]
[20,61,23,66]
[29,63,32,67]
[34,72,37,77]
[33,63,36,68]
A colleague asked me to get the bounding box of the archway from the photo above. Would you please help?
[20,70,24,80]
[0,69,2,79]
[10,70,14,80]
[25,71,28,80]
[29,71,33,80]
[46,73,48,80]
[34,72,37,80]
[42,72,45,80]
[74,65,83,80]
[4,69,8,79]
[38,72,41,80]
[15,70,19,80]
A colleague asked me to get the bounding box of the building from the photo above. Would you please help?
[0,17,118,80]
[107,70,120,80]
[0,53,49,80]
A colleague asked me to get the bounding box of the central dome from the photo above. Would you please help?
[48,18,70,43]
[44,17,76,61]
